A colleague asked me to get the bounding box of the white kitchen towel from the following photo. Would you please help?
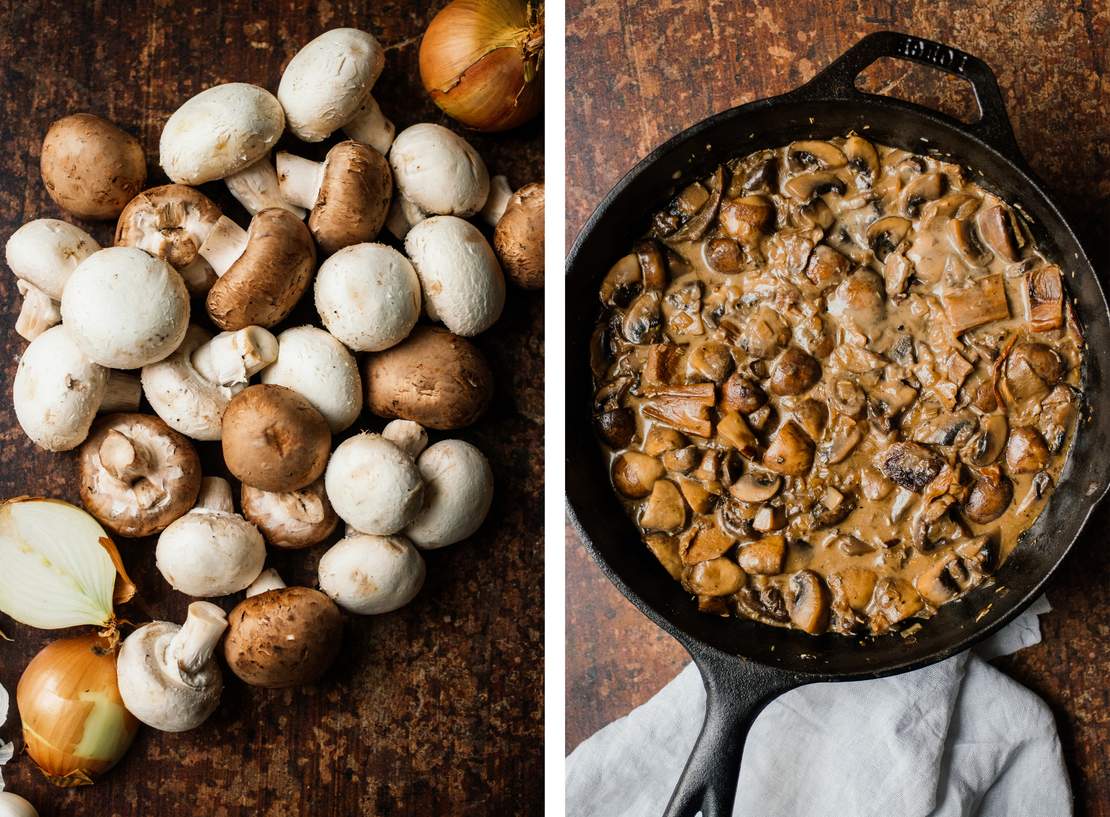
[566,596,1070,817]
[0,680,12,789]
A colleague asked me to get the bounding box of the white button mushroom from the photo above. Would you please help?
[159,83,284,185]
[404,216,506,336]
[60,246,190,369]
[275,141,392,254]
[116,601,228,732]
[142,324,278,441]
[343,95,395,154]
[318,533,425,615]
[480,175,514,226]
[223,155,305,219]
[405,439,494,549]
[0,792,39,817]
[313,243,421,352]
[155,477,266,597]
[325,433,424,535]
[276,28,384,143]
[13,325,140,451]
[6,218,100,340]
[389,123,490,217]
[259,325,362,432]
[384,193,427,241]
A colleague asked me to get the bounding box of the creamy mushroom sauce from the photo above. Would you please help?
[591,134,1084,637]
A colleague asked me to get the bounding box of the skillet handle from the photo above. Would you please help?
[662,648,810,817]
[791,31,1026,165]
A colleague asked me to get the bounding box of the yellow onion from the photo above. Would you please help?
[16,634,139,786]
[419,0,544,132]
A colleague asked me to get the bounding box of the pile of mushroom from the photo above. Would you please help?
[0,16,536,788]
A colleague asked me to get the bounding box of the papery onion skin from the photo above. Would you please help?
[420,0,544,132]
[16,634,139,787]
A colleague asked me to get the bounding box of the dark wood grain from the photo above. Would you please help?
[565,2,1109,814]
[0,2,544,816]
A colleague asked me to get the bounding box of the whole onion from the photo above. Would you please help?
[419,0,544,132]
[16,634,139,786]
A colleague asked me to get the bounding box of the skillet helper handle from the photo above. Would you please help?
[794,31,1026,165]
[662,650,807,817]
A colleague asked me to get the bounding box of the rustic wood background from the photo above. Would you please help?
[565,1,1109,815]
[0,2,544,816]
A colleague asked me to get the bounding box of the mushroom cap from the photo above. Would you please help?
[494,182,544,289]
[314,243,421,352]
[404,216,505,336]
[40,113,146,220]
[159,83,284,184]
[114,184,222,269]
[60,246,190,369]
[308,141,392,254]
[259,325,362,432]
[363,325,493,429]
[405,439,493,549]
[221,384,332,492]
[13,325,108,451]
[223,587,343,687]
[142,325,241,441]
[0,792,38,817]
[389,123,489,217]
[317,533,425,615]
[240,476,338,549]
[325,433,424,535]
[116,619,223,731]
[277,28,384,142]
[155,507,266,597]
[206,208,316,331]
[5,218,99,299]
[78,413,202,538]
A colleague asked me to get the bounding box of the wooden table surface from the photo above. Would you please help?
[565,2,1109,814]
[0,2,544,816]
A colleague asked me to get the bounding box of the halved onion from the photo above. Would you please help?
[0,499,134,632]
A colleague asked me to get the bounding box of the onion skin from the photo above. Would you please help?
[419,0,544,132]
[16,634,139,787]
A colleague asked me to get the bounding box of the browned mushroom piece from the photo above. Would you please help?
[600,254,642,307]
[1025,265,1064,332]
[680,525,735,564]
[643,425,686,456]
[763,421,814,476]
[963,465,1013,524]
[641,383,715,438]
[828,269,886,329]
[705,237,745,273]
[595,408,636,448]
[865,215,911,260]
[1004,342,1063,403]
[768,347,821,396]
[224,586,343,688]
[621,290,663,344]
[1005,426,1050,474]
[644,533,684,580]
[730,472,782,503]
[876,442,943,493]
[786,570,830,634]
[683,557,746,597]
[783,171,846,202]
[663,446,700,474]
[78,413,201,538]
[790,398,827,441]
[819,415,864,465]
[639,480,687,532]
[976,204,1023,262]
[828,568,877,611]
[940,273,1010,333]
[960,414,1008,467]
[221,384,332,492]
[717,411,759,459]
[898,171,946,216]
[718,376,762,417]
[752,504,785,532]
[843,135,880,181]
[240,477,338,549]
[804,244,851,288]
[868,577,925,634]
[808,486,855,529]
[719,195,774,245]
[206,209,317,330]
[611,452,664,498]
[677,477,716,513]
[737,534,785,575]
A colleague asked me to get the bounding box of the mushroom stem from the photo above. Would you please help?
[14,281,61,341]
[99,429,151,483]
[196,476,235,514]
[245,568,286,597]
[178,257,217,295]
[169,601,229,676]
[191,327,279,387]
[343,96,395,154]
[197,216,250,277]
[480,175,513,226]
[100,372,143,412]
[384,195,427,240]
[381,419,428,459]
[225,157,307,219]
[275,152,325,211]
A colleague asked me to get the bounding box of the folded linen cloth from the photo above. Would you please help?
[567,596,1070,817]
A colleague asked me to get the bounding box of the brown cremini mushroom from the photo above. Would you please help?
[1005,426,1050,474]
[224,577,343,689]
[78,413,202,538]
[240,477,338,549]
[41,113,146,219]
[494,182,544,289]
[221,384,332,492]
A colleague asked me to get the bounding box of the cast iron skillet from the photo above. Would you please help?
[565,31,1110,817]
